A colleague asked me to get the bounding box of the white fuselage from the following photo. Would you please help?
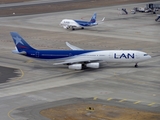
[60,19,81,29]
[53,50,151,65]
[60,19,98,29]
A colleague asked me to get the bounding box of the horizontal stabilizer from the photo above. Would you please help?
[97,17,106,25]
[102,17,105,22]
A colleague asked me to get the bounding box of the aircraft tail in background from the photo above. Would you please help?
[90,13,97,23]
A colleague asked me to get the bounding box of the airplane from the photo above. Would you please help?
[10,32,151,70]
[60,13,105,30]
[146,3,160,14]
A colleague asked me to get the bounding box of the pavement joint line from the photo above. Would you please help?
[148,102,156,106]
[134,101,141,104]
[119,99,126,102]
[93,97,97,100]
[107,98,112,101]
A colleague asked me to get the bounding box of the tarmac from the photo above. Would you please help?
[0,0,71,8]
[0,1,159,120]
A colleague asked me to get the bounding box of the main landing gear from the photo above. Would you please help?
[72,27,75,30]
[81,27,84,29]
[135,63,138,68]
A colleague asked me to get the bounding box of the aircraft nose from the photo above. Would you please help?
[60,21,63,26]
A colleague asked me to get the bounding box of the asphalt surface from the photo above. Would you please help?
[0,0,155,17]
[0,0,71,8]
[15,98,160,120]
[0,1,159,120]
[0,66,19,83]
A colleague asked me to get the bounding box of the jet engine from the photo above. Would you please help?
[86,62,100,68]
[63,25,70,29]
[68,64,82,70]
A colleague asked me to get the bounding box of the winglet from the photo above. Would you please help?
[66,42,83,50]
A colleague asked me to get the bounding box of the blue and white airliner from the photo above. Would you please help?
[60,13,105,30]
[11,32,151,70]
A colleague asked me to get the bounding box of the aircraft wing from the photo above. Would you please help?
[66,42,83,50]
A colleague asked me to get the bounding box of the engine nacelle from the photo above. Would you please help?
[63,26,68,29]
[68,64,82,70]
[86,62,100,68]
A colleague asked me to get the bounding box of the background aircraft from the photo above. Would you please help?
[146,3,160,14]
[11,32,151,70]
[60,13,105,30]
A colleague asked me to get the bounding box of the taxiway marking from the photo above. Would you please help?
[107,98,112,101]
[119,99,126,102]
[12,68,24,82]
[93,97,97,100]
[148,102,156,106]
[134,101,141,104]
[8,107,18,120]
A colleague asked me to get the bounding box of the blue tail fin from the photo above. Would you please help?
[90,13,97,23]
[10,32,35,52]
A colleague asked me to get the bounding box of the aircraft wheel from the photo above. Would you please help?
[72,28,75,30]
[135,63,138,68]
[81,27,84,29]
[82,64,87,69]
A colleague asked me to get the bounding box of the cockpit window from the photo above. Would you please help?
[144,54,148,56]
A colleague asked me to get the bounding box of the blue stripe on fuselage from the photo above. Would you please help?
[25,50,97,59]
[74,20,92,26]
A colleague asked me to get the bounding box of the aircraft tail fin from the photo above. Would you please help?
[155,14,160,21]
[10,32,35,52]
[90,13,97,23]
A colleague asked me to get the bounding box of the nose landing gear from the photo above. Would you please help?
[135,63,138,68]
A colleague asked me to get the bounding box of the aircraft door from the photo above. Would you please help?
[36,52,39,58]
[136,52,140,59]
[69,53,72,57]
[109,52,113,59]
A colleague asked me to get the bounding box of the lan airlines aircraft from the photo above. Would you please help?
[11,32,151,70]
[60,13,105,30]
